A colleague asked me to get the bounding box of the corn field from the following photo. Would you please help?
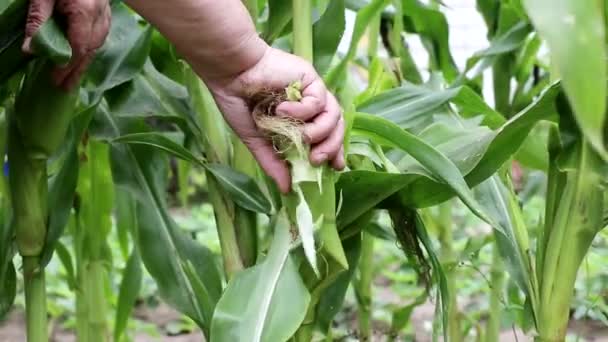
[0,0,607,341]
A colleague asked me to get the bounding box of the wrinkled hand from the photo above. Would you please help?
[208,47,345,194]
[23,0,111,89]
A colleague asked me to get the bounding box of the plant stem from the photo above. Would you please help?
[357,231,375,339]
[185,68,245,278]
[207,176,244,277]
[293,0,313,61]
[485,246,504,342]
[367,12,380,59]
[437,201,462,342]
[86,261,108,342]
[232,137,259,266]
[536,141,603,341]
[23,256,47,342]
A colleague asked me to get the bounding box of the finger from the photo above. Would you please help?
[303,93,341,144]
[54,51,95,90]
[302,78,327,103]
[57,0,95,58]
[53,4,94,87]
[23,0,56,53]
[331,146,345,170]
[310,118,345,166]
[90,4,111,50]
[276,96,324,122]
[243,136,291,194]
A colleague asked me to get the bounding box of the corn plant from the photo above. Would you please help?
[0,0,607,341]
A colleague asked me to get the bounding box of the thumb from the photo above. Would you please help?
[23,0,55,53]
[244,136,291,194]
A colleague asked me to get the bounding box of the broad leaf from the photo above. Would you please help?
[352,112,495,226]
[312,0,346,75]
[97,102,222,335]
[87,3,152,97]
[113,132,203,166]
[402,0,458,81]
[524,0,607,157]
[315,234,362,333]
[205,164,273,214]
[105,60,199,136]
[326,0,389,89]
[40,107,94,266]
[211,212,310,342]
[474,176,537,315]
[113,132,272,214]
[0,261,15,318]
[114,250,143,342]
[263,0,293,43]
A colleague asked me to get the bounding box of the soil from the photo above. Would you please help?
[0,305,205,342]
[3,292,608,342]
[3,303,608,341]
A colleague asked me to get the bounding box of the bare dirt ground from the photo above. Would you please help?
[0,305,204,342]
[3,301,608,341]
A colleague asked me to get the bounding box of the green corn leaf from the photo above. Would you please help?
[476,0,500,37]
[337,171,416,229]
[97,102,223,335]
[524,0,607,158]
[0,261,15,318]
[211,211,310,342]
[114,249,143,342]
[111,135,269,217]
[402,0,459,81]
[474,176,538,320]
[0,0,71,82]
[413,209,450,342]
[0,111,13,319]
[206,164,273,214]
[339,83,560,227]
[358,84,463,130]
[393,122,494,177]
[54,240,76,289]
[263,0,293,43]
[312,0,345,75]
[459,21,532,82]
[115,188,137,265]
[315,233,362,333]
[352,112,495,226]
[326,0,389,89]
[44,147,78,266]
[128,151,223,336]
[299,192,322,276]
[30,19,71,65]
[358,82,503,131]
[405,82,560,207]
[87,2,152,97]
[390,292,427,337]
[113,132,204,166]
[104,59,200,137]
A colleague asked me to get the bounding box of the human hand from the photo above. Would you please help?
[23,0,111,89]
[207,47,345,194]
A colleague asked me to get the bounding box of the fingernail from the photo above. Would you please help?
[22,38,31,54]
[302,130,312,144]
[337,153,345,169]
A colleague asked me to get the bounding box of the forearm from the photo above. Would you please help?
[125,0,268,81]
